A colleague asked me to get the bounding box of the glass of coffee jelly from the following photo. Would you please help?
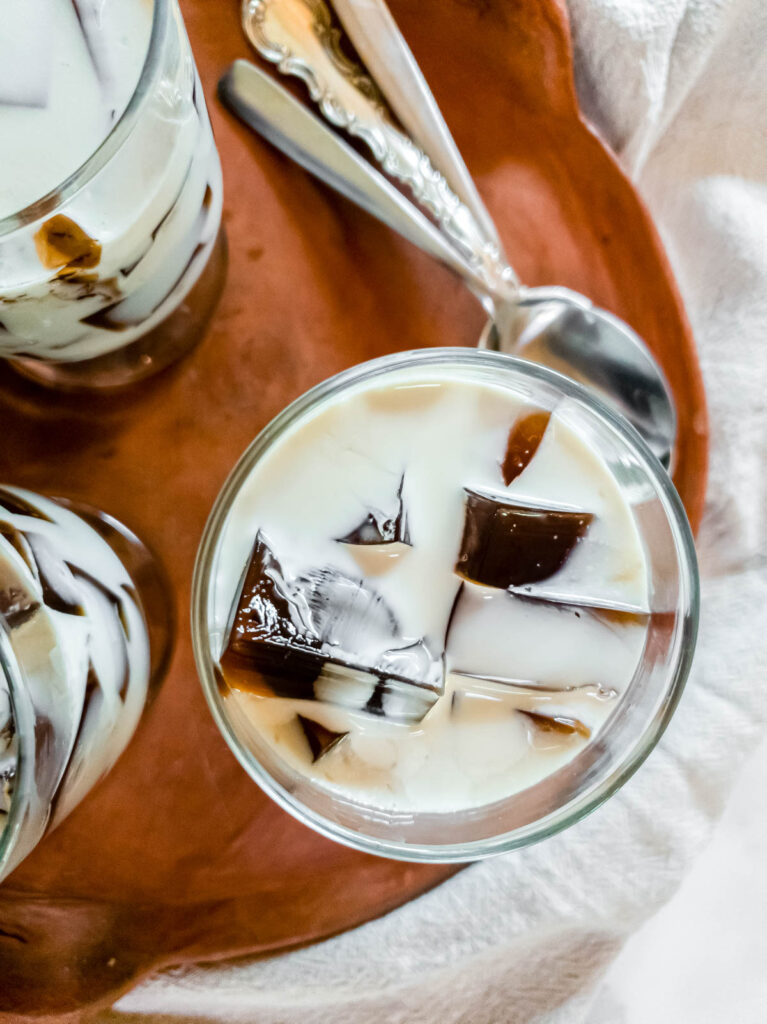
[0,0,225,390]
[0,487,171,882]
[192,349,698,862]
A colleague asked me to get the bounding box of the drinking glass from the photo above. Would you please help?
[192,349,699,862]
[0,488,172,882]
[0,0,225,390]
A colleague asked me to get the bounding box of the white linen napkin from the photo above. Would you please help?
[110,0,767,1019]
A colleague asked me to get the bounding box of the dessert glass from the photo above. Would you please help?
[0,0,225,391]
[192,348,699,862]
[0,488,172,883]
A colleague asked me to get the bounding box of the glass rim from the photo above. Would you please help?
[191,347,700,863]
[0,0,170,236]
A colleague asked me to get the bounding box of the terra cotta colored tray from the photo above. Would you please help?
[0,0,708,1018]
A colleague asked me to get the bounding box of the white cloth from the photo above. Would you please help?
[597,731,767,1022]
[109,1,767,1020]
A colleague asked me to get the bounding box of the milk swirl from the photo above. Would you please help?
[0,488,150,878]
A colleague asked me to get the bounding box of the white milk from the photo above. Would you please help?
[214,368,650,813]
[0,0,151,219]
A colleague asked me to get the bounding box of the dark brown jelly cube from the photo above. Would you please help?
[33,215,102,271]
[519,710,591,738]
[221,533,323,700]
[501,411,551,485]
[221,644,324,701]
[297,715,348,762]
[220,532,440,721]
[455,490,594,589]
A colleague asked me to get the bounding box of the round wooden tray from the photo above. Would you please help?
[0,0,707,1017]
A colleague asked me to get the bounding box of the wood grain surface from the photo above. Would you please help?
[0,0,708,1017]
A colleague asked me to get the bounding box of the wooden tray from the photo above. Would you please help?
[0,0,708,1017]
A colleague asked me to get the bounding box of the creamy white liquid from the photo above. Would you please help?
[0,0,223,362]
[0,489,150,870]
[213,367,650,814]
[0,0,151,219]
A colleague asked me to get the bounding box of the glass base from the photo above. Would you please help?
[54,497,175,696]
[10,228,227,393]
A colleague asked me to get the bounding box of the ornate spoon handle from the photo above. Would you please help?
[330,0,505,261]
[241,0,517,295]
[219,60,501,313]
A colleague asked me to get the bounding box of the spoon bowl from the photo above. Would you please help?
[481,287,676,468]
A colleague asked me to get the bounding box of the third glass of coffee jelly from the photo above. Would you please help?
[0,0,224,390]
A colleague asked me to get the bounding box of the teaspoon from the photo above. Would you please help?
[220,59,675,467]
[241,0,676,468]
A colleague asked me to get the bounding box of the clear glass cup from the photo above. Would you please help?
[0,0,225,391]
[192,348,699,863]
[0,488,172,882]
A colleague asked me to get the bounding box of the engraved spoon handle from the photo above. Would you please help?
[330,0,505,259]
[219,60,507,313]
[241,0,517,294]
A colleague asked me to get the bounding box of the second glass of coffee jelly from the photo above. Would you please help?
[0,0,225,390]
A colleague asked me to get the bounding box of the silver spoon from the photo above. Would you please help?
[219,61,505,313]
[220,60,675,468]
[240,0,676,468]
